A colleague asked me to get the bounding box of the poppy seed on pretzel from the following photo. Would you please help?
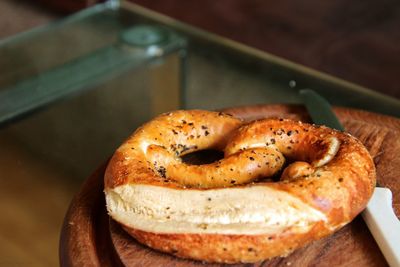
[104,110,376,263]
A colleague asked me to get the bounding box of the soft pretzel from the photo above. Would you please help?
[104,110,376,263]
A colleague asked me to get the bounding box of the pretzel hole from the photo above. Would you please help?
[181,149,224,165]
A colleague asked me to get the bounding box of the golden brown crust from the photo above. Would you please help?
[104,110,376,263]
[122,221,331,263]
[104,110,242,189]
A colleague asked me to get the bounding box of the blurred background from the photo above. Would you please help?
[0,0,399,266]
[2,0,399,98]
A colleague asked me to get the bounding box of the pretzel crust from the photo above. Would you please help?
[104,110,376,263]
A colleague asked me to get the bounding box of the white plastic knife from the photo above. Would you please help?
[300,89,400,267]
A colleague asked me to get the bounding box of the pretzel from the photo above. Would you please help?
[104,110,376,263]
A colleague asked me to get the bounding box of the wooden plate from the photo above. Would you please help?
[60,104,400,267]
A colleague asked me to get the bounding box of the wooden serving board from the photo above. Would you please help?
[59,104,400,267]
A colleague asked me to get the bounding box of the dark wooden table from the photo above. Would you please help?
[129,0,400,99]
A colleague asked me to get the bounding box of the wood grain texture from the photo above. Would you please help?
[60,104,399,266]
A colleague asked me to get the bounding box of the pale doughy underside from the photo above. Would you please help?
[106,184,327,235]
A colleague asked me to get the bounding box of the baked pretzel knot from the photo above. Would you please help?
[105,110,376,263]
